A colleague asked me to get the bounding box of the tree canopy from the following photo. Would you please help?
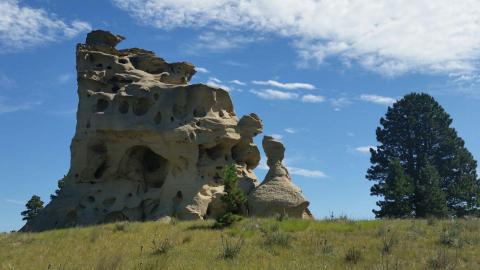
[367,93,479,218]
[21,195,44,221]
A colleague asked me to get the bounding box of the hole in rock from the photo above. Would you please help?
[170,116,174,122]
[154,112,162,124]
[206,144,227,161]
[118,58,128,64]
[176,191,183,200]
[95,99,109,112]
[94,161,108,179]
[111,85,120,93]
[133,98,151,116]
[119,101,129,114]
[88,196,95,203]
[96,63,103,68]
[119,146,169,189]
[107,66,112,70]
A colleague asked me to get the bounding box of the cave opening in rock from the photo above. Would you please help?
[120,146,169,189]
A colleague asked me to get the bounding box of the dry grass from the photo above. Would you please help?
[1,218,480,269]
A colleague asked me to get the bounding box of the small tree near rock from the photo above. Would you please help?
[21,195,44,221]
[215,165,246,228]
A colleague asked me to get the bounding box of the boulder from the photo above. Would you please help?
[248,136,312,218]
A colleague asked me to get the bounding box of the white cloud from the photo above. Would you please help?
[113,0,480,77]
[252,80,315,90]
[0,0,91,51]
[186,31,260,54]
[360,94,396,105]
[288,166,327,178]
[330,97,352,111]
[0,97,41,114]
[284,128,296,134]
[57,73,72,84]
[195,67,209,73]
[230,79,246,86]
[3,198,24,205]
[271,134,283,140]
[257,160,327,178]
[250,89,299,100]
[301,94,325,103]
[355,145,377,154]
[346,132,355,137]
[206,77,231,91]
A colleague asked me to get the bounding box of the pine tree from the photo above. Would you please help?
[415,161,448,218]
[374,159,413,218]
[21,195,44,221]
[215,165,246,228]
[367,93,480,217]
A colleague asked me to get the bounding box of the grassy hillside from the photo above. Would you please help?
[1,218,480,269]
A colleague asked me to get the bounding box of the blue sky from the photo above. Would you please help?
[1,0,480,232]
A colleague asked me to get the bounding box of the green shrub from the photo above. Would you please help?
[220,235,244,259]
[151,236,174,255]
[345,246,362,264]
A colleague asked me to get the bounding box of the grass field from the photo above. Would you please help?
[1,217,480,269]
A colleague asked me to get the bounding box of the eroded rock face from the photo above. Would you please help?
[22,30,313,231]
[248,136,312,218]
[21,30,264,231]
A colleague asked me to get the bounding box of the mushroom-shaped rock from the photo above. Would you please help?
[86,30,125,47]
[248,136,311,218]
[237,113,263,138]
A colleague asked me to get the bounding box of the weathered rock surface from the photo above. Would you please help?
[248,136,312,218]
[22,30,311,232]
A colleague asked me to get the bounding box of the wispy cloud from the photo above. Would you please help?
[0,0,91,51]
[284,128,297,134]
[0,97,41,114]
[330,97,352,111]
[4,198,24,205]
[57,73,72,84]
[360,94,396,106]
[355,146,377,154]
[206,77,231,92]
[250,89,299,100]
[257,160,327,178]
[195,67,209,73]
[301,94,325,103]
[113,0,480,77]
[252,80,315,90]
[230,79,246,86]
[288,166,327,178]
[271,134,283,140]
[185,32,260,54]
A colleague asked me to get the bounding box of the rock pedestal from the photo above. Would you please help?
[248,136,312,218]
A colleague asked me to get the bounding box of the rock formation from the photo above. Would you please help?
[22,30,310,232]
[248,136,312,218]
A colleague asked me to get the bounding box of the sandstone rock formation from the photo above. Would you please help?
[248,136,312,218]
[22,30,310,231]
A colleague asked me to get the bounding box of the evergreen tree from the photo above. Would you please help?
[50,178,65,200]
[21,195,44,221]
[220,164,246,215]
[415,161,448,218]
[374,159,413,218]
[215,165,246,228]
[367,93,479,217]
